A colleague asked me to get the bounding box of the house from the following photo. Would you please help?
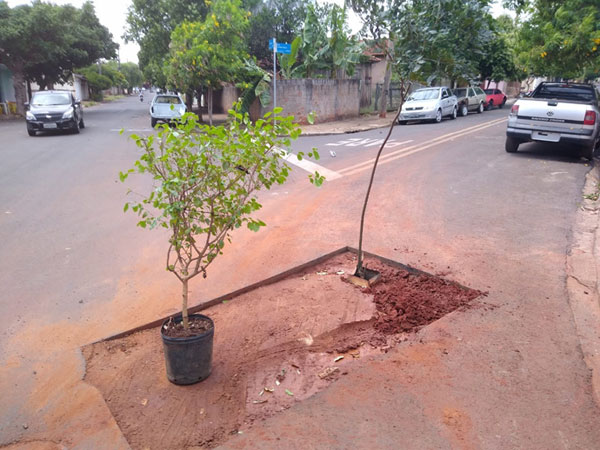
[0,64,16,114]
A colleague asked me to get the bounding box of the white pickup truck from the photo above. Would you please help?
[505,82,600,159]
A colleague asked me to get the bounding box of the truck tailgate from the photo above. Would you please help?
[514,99,592,136]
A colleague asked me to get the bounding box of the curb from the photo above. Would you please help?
[300,122,394,137]
[566,163,600,407]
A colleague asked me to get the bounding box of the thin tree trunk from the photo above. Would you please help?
[182,278,189,329]
[356,80,411,276]
[196,87,203,122]
[208,87,213,126]
[379,57,391,118]
[185,90,193,112]
[11,63,27,117]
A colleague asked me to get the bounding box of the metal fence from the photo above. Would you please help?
[373,81,426,111]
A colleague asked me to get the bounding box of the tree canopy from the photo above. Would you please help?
[513,0,600,79]
[0,1,117,113]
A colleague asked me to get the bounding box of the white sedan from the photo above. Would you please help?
[398,87,458,124]
[150,94,187,127]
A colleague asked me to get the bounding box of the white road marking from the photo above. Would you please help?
[279,149,343,181]
[110,128,153,132]
[326,138,413,148]
[339,117,508,177]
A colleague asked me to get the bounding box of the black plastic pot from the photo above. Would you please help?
[161,314,214,385]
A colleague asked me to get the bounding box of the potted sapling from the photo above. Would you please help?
[120,106,322,385]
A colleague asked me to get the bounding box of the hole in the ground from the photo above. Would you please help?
[83,251,484,449]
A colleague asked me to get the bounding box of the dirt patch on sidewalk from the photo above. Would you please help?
[83,252,483,449]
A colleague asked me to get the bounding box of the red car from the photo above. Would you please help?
[484,88,507,110]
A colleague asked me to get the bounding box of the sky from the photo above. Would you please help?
[6,0,513,65]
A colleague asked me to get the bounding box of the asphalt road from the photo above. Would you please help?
[0,95,596,447]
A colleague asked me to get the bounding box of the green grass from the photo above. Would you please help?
[103,94,126,102]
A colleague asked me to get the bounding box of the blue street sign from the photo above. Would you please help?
[268,39,291,54]
[277,43,291,54]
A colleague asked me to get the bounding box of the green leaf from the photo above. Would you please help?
[123,203,129,213]
[307,111,316,124]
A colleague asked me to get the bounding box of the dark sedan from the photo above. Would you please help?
[25,90,84,136]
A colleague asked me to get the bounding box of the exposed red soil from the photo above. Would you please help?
[82,252,483,449]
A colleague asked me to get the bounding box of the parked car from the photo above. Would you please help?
[25,90,84,136]
[398,87,458,124]
[150,94,187,127]
[505,82,600,159]
[452,86,487,116]
[484,88,507,110]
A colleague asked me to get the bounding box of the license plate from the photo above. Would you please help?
[43,123,57,129]
[532,131,560,142]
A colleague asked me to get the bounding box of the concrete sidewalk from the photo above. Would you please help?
[298,113,395,136]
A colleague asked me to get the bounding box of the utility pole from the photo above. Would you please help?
[273,38,277,114]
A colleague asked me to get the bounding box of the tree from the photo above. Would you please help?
[124,0,209,88]
[478,33,520,87]
[348,0,393,117]
[166,0,250,124]
[244,0,309,64]
[120,106,323,331]
[0,1,116,115]
[513,0,600,79]
[78,66,112,100]
[118,62,144,91]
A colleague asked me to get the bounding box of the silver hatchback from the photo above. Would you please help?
[398,87,458,124]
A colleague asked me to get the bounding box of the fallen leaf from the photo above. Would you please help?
[259,389,264,396]
[316,271,327,275]
[285,389,294,396]
[336,270,345,275]
[264,387,274,393]
[141,398,148,406]
[252,399,268,404]
[275,379,280,386]
[334,356,344,362]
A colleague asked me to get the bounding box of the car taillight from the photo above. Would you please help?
[510,104,519,115]
[584,110,596,125]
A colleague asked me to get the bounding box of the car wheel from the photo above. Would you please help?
[460,103,468,116]
[151,118,157,128]
[582,139,597,160]
[72,120,80,134]
[499,98,506,108]
[505,136,520,153]
[79,118,85,129]
[477,102,484,113]
[434,109,442,123]
[451,106,457,120]
[27,128,36,137]
[486,100,494,111]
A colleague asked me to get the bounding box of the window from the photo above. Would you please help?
[468,88,475,97]
[409,89,441,100]
[31,92,71,106]
[155,96,182,104]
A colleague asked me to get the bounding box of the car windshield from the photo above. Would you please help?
[32,93,71,106]
[453,88,466,97]
[484,89,494,94]
[155,96,181,104]
[409,89,440,101]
